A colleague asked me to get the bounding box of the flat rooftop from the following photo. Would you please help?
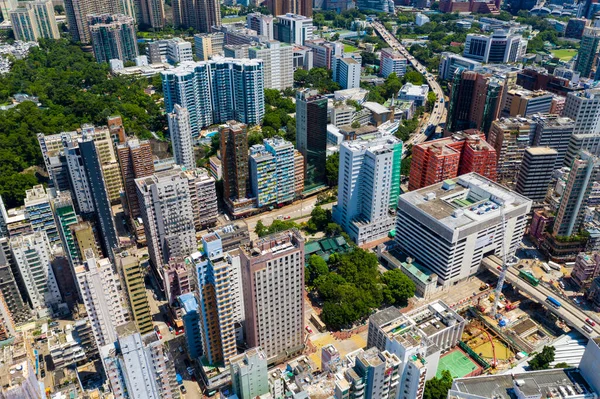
[526,146,558,155]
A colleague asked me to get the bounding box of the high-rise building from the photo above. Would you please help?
[553,151,600,237]
[24,185,59,246]
[565,18,590,39]
[172,0,221,32]
[293,150,305,197]
[501,88,553,117]
[266,0,312,17]
[565,133,600,167]
[220,121,253,213]
[63,0,135,43]
[135,166,196,276]
[380,47,407,78]
[10,231,63,316]
[575,27,600,78]
[51,193,80,267]
[354,348,402,399]
[179,293,202,358]
[333,134,402,245]
[396,174,531,286]
[463,30,527,63]
[305,39,342,69]
[409,131,497,191]
[183,168,218,229]
[563,89,600,135]
[147,38,193,64]
[0,0,17,20]
[515,147,558,202]
[75,252,128,350]
[488,117,535,184]
[89,14,138,64]
[332,56,361,90]
[274,13,314,45]
[296,89,328,192]
[136,0,165,29]
[194,32,224,61]
[355,0,394,13]
[117,138,154,219]
[167,105,196,170]
[9,0,60,41]
[246,13,274,40]
[240,230,305,364]
[230,348,270,399]
[531,113,576,169]
[162,58,265,136]
[0,250,30,324]
[71,221,100,261]
[248,41,293,90]
[101,329,180,399]
[438,52,482,81]
[118,255,153,335]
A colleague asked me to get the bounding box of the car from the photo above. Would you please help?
[284,216,291,220]
[187,366,195,376]
[305,325,313,333]
[586,318,596,327]
[156,331,162,340]
[180,385,187,394]
[497,266,502,271]
[40,370,46,378]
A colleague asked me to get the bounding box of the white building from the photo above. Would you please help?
[248,40,293,90]
[415,13,430,26]
[246,13,274,40]
[439,52,482,80]
[136,166,196,276]
[395,174,532,286]
[230,347,270,399]
[10,231,62,317]
[463,30,527,63]
[167,104,196,170]
[275,13,314,45]
[380,47,407,78]
[332,56,361,90]
[147,37,193,64]
[63,135,95,214]
[75,251,129,350]
[333,134,401,245]
[399,83,429,107]
[563,88,600,135]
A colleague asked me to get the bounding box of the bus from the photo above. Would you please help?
[519,270,540,287]
[546,296,561,308]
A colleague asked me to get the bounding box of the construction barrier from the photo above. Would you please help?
[458,341,491,370]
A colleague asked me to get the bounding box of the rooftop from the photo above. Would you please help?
[526,147,558,156]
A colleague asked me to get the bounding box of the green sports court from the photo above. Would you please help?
[436,348,482,379]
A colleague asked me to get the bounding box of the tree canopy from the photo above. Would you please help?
[424,370,453,399]
[529,346,555,371]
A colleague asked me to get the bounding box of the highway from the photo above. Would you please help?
[482,256,600,338]
[370,21,448,151]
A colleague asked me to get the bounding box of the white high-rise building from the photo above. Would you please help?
[63,134,95,214]
[332,56,361,90]
[167,104,195,170]
[248,40,293,90]
[75,251,128,350]
[230,347,270,399]
[135,166,196,275]
[274,13,313,45]
[333,134,401,245]
[10,0,60,41]
[395,173,531,286]
[246,13,274,40]
[10,231,62,316]
[463,30,526,63]
[563,88,600,139]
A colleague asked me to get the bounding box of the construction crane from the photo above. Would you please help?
[492,205,515,320]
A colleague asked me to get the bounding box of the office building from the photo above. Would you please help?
[248,41,293,90]
[249,137,295,208]
[118,255,153,335]
[274,13,314,45]
[515,147,558,202]
[147,38,192,64]
[230,348,270,399]
[89,14,139,64]
[356,0,394,13]
[565,133,600,167]
[439,52,482,81]
[24,185,59,245]
[565,18,589,39]
[501,88,553,117]
[162,58,265,136]
[332,56,361,90]
[563,89,600,135]
[531,114,576,168]
[136,166,196,275]
[333,134,401,245]
[463,30,526,63]
[296,89,328,192]
[266,0,312,17]
[0,250,30,324]
[194,32,224,61]
[167,105,195,170]
[305,39,342,69]
[220,121,253,213]
[136,0,164,28]
[75,252,128,350]
[101,329,180,399]
[380,47,407,78]
[10,231,63,316]
[0,0,17,20]
[409,131,497,191]
[576,27,600,78]
[0,334,42,399]
[246,13,274,40]
[487,117,535,184]
[117,138,154,219]
[172,0,221,33]
[179,293,202,359]
[240,230,305,364]
[292,45,313,71]
[553,151,600,237]
[396,174,531,286]
[184,168,218,230]
[399,83,429,107]
[9,0,60,41]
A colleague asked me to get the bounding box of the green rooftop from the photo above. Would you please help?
[401,260,435,283]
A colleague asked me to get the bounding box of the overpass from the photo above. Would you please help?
[482,256,600,338]
[370,21,447,155]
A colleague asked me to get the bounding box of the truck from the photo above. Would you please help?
[176,374,183,385]
[541,263,551,273]
[548,261,561,271]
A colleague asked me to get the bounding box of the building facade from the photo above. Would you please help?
[167,104,196,170]
[89,14,139,64]
[296,89,328,192]
[515,147,558,202]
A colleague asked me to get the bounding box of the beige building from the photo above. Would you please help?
[118,255,153,335]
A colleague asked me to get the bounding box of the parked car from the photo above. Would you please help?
[187,366,194,376]
[586,318,596,327]
[180,385,187,394]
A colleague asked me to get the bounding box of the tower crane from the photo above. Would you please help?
[492,205,515,320]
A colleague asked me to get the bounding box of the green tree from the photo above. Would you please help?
[424,370,453,399]
[554,362,570,369]
[306,255,329,284]
[255,220,266,237]
[382,269,416,306]
[351,121,361,128]
[326,152,339,186]
[325,222,343,237]
[529,346,555,371]
[401,155,412,176]
[427,91,437,111]
[404,70,424,85]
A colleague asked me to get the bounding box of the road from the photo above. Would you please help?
[482,256,600,337]
[370,21,447,153]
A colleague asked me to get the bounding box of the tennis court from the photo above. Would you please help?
[436,348,481,379]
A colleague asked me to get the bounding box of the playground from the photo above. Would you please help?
[436,348,482,379]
